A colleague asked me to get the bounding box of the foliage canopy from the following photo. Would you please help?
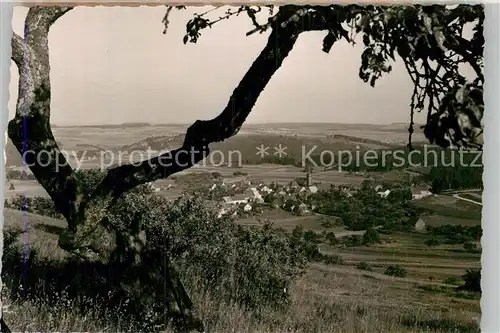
[169,4,484,149]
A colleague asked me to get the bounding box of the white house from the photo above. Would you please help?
[308,185,318,194]
[243,203,252,212]
[296,203,310,215]
[412,190,433,200]
[250,187,264,203]
[377,189,391,198]
[217,207,229,218]
[223,194,248,205]
[414,218,427,232]
[261,186,272,193]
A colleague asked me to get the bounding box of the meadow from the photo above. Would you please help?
[2,206,480,332]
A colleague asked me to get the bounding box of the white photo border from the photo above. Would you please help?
[1,2,499,332]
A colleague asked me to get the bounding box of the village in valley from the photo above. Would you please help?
[182,166,436,224]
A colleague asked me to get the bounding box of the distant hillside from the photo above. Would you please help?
[114,133,393,166]
[117,134,185,152]
[53,122,152,129]
[330,134,398,148]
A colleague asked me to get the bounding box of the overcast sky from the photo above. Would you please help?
[8,6,428,126]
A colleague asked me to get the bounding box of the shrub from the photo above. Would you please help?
[4,186,312,331]
[362,228,381,245]
[384,265,408,278]
[325,232,338,245]
[233,171,248,176]
[463,241,478,251]
[5,169,108,219]
[303,230,321,244]
[6,169,36,180]
[443,276,462,285]
[5,195,63,219]
[460,269,481,293]
[291,225,304,240]
[428,224,482,245]
[425,237,440,247]
[319,216,337,228]
[109,191,311,312]
[356,261,372,271]
[342,235,363,247]
[322,254,344,265]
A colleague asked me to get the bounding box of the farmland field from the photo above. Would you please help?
[409,195,482,220]
[458,193,483,204]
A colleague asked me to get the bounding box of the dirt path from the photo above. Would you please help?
[341,260,480,269]
[453,194,482,206]
[441,189,482,194]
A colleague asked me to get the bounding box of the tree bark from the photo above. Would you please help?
[8,7,78,225]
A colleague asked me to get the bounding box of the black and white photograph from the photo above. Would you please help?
[1,4,485,332]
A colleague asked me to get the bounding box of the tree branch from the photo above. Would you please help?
[95,13,301,195]
[10,32,24,68]
[60,9,308,256]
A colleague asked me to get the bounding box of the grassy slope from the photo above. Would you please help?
[1,208,480,332]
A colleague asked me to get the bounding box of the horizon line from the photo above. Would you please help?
[51,121,421,127]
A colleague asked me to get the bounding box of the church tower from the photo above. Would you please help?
[305,161,312,187]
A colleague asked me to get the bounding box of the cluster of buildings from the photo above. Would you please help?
[211,166,322,218]
[213,180,321,217]
[374,184,433,200]
[145,181,173,193]
[205,165,436,219]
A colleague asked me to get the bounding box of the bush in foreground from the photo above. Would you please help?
[3,186,312,331]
